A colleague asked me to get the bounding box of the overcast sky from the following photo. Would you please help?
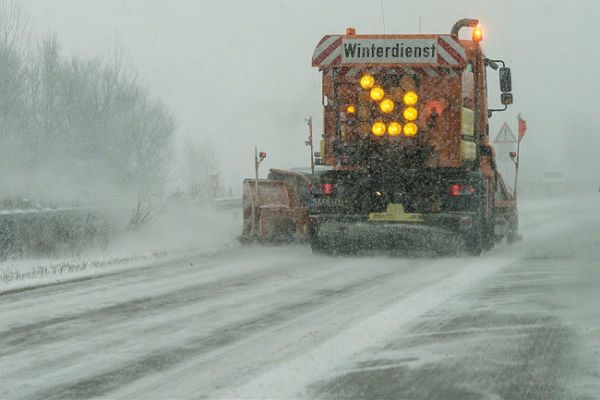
[20,0,600,190]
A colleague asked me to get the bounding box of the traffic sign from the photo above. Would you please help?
[494,122,517,144]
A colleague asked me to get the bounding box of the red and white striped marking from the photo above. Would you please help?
[436,36,468,66]
[312,35,342,67]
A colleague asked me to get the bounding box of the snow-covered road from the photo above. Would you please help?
[1,196,599,399]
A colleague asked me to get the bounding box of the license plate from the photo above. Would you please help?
[313,198,343,207]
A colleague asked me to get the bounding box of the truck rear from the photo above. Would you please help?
[308,19,517,255]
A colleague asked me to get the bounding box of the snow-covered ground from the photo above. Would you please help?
[0,195,584,293]
[1,195,599,399]
[0,204,239,293]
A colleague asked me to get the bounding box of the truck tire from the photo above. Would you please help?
[506,214,519,244]
[465,219,484,256]
[465,232,483,256]
[311,238,331,255]
[482,221,495,251]
[309,226,331,255]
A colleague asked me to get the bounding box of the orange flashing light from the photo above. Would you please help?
[472,25,483,42]
[379,99,394,113]
[360,74,375,90]
[371,122,386,137]
[388,122,402,136]
[403,122,418,137]
[370,86,385,101]
[346,27,356,35]
[403,91,418,106]
[403,107,418,121]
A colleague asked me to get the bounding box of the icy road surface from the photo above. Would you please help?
[1,197,599,399]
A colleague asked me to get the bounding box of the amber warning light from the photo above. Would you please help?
[472,24,483,42]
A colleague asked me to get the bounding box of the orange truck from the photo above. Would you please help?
[240,169,311,243]
[307,19,518,254]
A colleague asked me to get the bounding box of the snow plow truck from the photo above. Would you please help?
[241,19,518,255]
[307,19,518,255]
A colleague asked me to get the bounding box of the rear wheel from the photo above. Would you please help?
[465,230,483,256]
[311,239,333,255]
[465,217,485,256]
[506,213,519,244]
[310,225,331,255]
[482,220,495,251]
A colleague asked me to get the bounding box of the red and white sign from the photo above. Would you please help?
[494,122,517,144]
[312,35,467,68]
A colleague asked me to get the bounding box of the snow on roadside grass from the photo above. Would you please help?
[0,204,240,293]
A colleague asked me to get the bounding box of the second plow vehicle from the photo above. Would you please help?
[242,18,519,255]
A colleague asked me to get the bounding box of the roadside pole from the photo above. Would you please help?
[254,146,259,182]
[305,117,314,175]
[513,139,521,200]
[253,147,266,234]
[514,113,527,200]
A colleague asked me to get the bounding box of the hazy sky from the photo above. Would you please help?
[20,0,600,190]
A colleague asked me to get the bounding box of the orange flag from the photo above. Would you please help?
[517,113,527,141]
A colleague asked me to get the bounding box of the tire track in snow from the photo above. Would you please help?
[217,256,517,399]
[26,266,400,399]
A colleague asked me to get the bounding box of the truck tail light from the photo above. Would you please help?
[449,184,461,196]
[322,183,335,196]
[449,184,476,196]
[309,183,336,196]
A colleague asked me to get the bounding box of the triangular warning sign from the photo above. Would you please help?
[494,122,517,144]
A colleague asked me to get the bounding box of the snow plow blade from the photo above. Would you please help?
[310,209,480,255]
[314,222,454,253]
[240,178,308,243]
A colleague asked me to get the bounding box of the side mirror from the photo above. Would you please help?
[501,93,513,105]
[499,67,512,92]
[485,58,499,70]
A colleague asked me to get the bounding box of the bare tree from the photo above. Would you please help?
[181,137,218,200]
[0,0,30,175]
[0,2,176,213]
[0,0,29,53]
